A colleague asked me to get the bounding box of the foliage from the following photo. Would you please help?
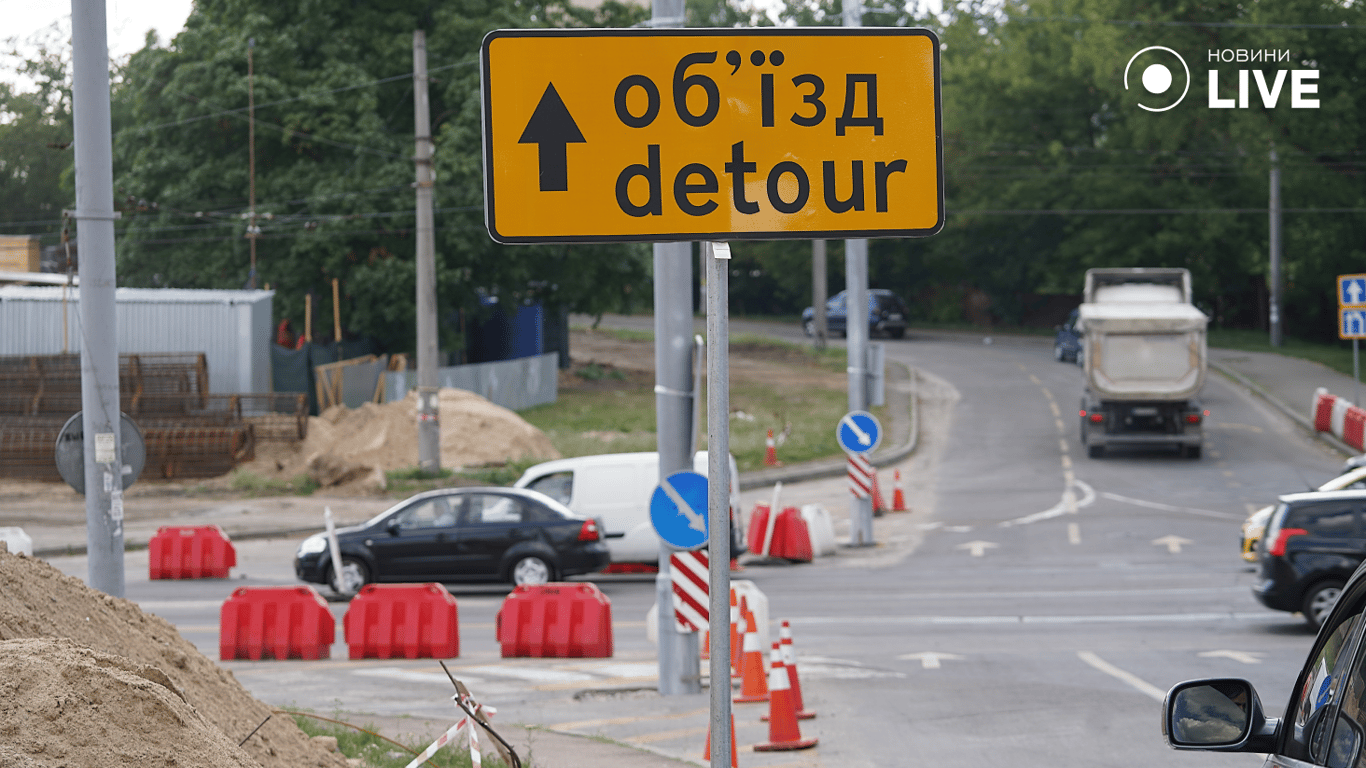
[0,26,73,234]
[104,0,655,355]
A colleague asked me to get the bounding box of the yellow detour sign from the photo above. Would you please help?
[480,28,942,244]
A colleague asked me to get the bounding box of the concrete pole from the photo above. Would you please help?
[654,241,699,696]
[705,241,733,768]
[813,240,827,350]
[414,30,441,473]
[843,0,874,546]
[71,0,125,596]
[652,0,699,698]
[1269,147,1282,348]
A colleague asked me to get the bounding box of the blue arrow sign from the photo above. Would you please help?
[837,410,882,455]
[650,471,709,550]
[1340,274,1366,308]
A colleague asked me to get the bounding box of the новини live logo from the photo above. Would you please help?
[1124,46,1320,112]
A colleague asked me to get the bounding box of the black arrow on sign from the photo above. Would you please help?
[518,83,585,192]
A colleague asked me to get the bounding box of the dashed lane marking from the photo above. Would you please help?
[1076,651,1165,702]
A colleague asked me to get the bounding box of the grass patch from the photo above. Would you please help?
[383,461,539,494]
[1209,327,1364,379]
[229,470,318,496]
[287,709,519,768]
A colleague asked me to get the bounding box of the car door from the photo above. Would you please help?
[1273,575,1366,767]
[364,494,461,580]
[453,493,540,577]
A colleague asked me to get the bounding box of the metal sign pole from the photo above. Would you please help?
[705,241,732,768]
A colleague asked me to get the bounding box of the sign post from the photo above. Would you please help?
[1339,273,1366,405]
[479,29,941,767]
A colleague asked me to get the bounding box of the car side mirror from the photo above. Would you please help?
[386,519,402,536]
[1164,678,1278,753]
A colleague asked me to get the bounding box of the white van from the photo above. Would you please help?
[512,452,745,565]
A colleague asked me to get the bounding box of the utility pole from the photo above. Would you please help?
[843,0,874,546]
[414,30,441,473]
[71,0,125,597]
[652,0,700,698]
[247,38,258,289]
[1269,147,1282,348]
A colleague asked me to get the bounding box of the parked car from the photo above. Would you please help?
[802,289,908,339]
[1053,308,1082,363]
[1240,465,1366,562]
[293,487,610,592]
[1164,557,1366,763]
[1252,489,1366,628]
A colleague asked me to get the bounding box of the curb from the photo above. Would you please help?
[1209,358,1355,458]
[33,525,324,561]
[737,360,919,491]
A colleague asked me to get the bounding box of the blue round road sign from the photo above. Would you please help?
[650,470,709,550]
[836,410,882,454]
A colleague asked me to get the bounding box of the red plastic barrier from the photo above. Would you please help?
[220,586,335,661]
[149,525,236,579]
[343,583,459,660]
[1346,407,1366,451]
[497,582,613,658]
[748,505,813,562]
[601,563,659,574]
[1315,390,1337,433]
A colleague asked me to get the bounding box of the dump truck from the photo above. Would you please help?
[1077,267,1208,459]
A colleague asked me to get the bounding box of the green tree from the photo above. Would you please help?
[0,27,74,238]
[110,0,653,354]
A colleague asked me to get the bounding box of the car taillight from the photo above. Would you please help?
[1185,412,1203,424]
[578,520,600,542]
[1084,411,1103,423]
[1268,528,1308,557]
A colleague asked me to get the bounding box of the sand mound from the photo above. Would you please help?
[0,638,260,768]
[243,388,560,489]
[0,548,348,768]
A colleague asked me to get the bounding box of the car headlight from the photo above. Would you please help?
[297,535,327,556]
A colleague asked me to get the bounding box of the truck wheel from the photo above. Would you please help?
[1087,445,1103,459]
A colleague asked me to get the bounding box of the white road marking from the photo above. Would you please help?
[1198,650,1264,665]
[1077,651,1165,702]
[1152,535,1193,554]
[794,612,1275,626]
[1000,479,1096,527]
[956,540,999,557]
[1068,523,1081,545]
[353,667,486,686]
[1099,492,1243,520]
[897,651,965,669]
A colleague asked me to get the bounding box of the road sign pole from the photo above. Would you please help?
[414,30,441,474]
[841,0,872,545]
[1270,147,1282,348]
[1356,339,1360,407]
[705,241,732,768]
[813,240,827,350]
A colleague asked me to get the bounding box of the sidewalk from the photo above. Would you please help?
[1208,347,1360,456]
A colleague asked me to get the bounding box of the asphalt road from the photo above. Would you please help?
[43,323,1350,768]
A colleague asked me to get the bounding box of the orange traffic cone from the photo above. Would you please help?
[764,429,780,466]
[780,620,814,719]
[734,617,769,703]
[703,711,738,767]
[892,469,907,512]
[871,469,886,516]
[754,642,818,751]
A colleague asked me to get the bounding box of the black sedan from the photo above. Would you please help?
[294,487,610,592]
[802,289,908,339]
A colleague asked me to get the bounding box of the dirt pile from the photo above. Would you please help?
[0,547,348,768]
[247,388,560,489]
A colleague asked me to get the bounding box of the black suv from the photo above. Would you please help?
[1164,557,1366,764]
[1254,490,1366,628]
